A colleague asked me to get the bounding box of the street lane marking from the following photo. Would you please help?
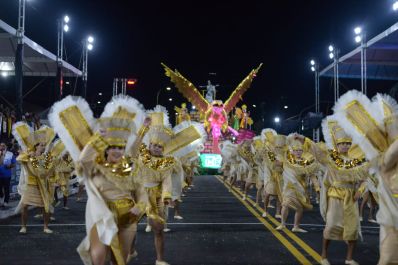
[218,176,322,264]
[215,176,313,265]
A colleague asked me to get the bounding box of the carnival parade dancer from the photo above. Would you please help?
[12,123,56,234]
[262,131,285,219]
[238,139,256,200]
[276,133,319,233]
[140,106,176,265]
[47,139,74,210]
[49,95,150,265]
[332,90,398,265]
[296,114,367,265]
[251,136,265,205]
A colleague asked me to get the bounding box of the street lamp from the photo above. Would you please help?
[156,87,172,105]
[252,104,256,108]
[328,45,339,102]
[284,105,288,109]
[274,117,280,123]
[82,35,94,98]
[354,26,367,95]
[169,98,173,102]
[393,1,398,10]
[310,59,320,142]
[57,15,70,99]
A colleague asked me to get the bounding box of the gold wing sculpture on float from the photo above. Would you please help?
[161,63,210,113]
[223,63,262,114]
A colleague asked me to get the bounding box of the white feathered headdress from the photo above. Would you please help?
[48,96,96,161]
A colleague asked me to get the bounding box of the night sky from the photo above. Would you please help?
[0,0,397,128]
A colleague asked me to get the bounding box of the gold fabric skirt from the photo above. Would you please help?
[323,197,358,241]
[21,184,45,208]
[106,198,137,228]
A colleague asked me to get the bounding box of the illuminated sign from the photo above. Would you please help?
[200,154,223,169]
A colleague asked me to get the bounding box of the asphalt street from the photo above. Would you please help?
[0,175,380,265]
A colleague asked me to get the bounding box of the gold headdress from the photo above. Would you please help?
[261,128,277,143]
[28,125,56,150]
[251,136,263,153]
[48,96,96,161]
[165,121,206,157]
[12,122,32,151]
[372,93,398,144]
[50,139,66,158]
[287,134,304,151]
[273,134,286,148]
[242,104,247,110]
[100,94,145,130]
[100,95,146,151]
[333,90,387,160]
[97,117,136,148]
[321,115,351,150]
[144,105,173,148]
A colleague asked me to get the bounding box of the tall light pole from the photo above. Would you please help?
[156,86,171,105]
[310,59,320,142]
[56,15,70,99]
[354,26,367,95]
[329,45,339,102]
[15,0,26,119]
[82,36,94,98]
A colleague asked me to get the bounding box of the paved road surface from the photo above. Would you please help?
[0,175,379,265]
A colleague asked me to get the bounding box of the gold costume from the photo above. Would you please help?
[282,148,318,211]
[12,124,56,213]
[49,95,149,265]
[17,151,55,213]
[312,119,367,241]
[332,91,398,264]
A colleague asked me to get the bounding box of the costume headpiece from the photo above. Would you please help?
[165,121,206,157]
[321,115,352,150]
[273,134,286,148]
[101,95,146,151]
[101,95,145,128]
[48,96,96,161]
[50,139,66,158]
[144,105,173,148]
[28,125,55,150]
[333,90,388,160]
[287,133,304,151]
[97,117,136,148]
[12,122,32,151]
[261,128,277,143]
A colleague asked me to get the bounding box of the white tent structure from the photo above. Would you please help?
[0,18,82,77]
[320,22,398,81]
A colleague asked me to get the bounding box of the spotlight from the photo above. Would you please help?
[354,27,362,35]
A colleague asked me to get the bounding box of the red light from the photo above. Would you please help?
[127,79,137,85]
